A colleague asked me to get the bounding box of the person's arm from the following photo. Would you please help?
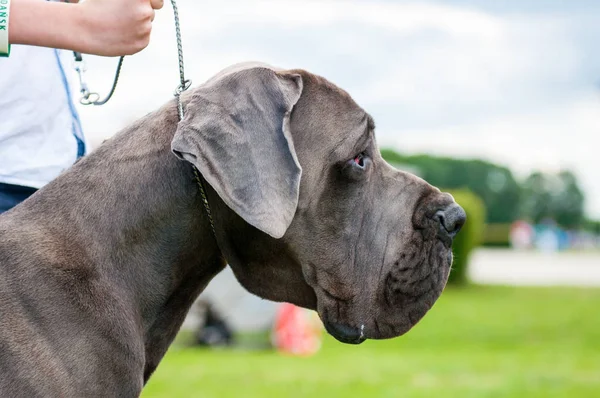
[9,0,164,57]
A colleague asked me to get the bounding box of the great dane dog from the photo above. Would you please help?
[0,63,465,396]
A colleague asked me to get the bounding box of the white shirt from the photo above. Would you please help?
[0,45,86,189]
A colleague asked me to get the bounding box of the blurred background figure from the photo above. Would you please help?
[192,299,234,348]
[185,267,279,350]
[510,220,535,250]
[58,0,600,396]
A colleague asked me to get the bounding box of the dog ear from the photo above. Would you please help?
[171,67,303,239]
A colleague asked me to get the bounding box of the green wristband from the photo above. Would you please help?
[0,0,10,57]
[0,44,10,58]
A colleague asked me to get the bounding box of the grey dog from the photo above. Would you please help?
[0,63,465,397]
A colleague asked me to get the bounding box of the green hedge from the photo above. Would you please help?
[482,223,511,247]
[444,189,486,286]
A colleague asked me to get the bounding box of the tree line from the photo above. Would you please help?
[381,149,590,229]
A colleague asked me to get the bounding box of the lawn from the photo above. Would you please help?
[142,286,600,397]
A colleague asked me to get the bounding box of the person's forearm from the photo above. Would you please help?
[8,0,163,56]
[9,0,87,53]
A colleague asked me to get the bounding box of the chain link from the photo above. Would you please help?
[170,0,216,236]
[193,165,216,234]
[75,54,124,106]
[171,0,191,120]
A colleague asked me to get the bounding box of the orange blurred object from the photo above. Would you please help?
[271,303,323,356]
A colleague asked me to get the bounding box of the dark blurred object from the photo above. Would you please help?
[194,301,234,347]
[184,267,280,350]
[444,189,486,286]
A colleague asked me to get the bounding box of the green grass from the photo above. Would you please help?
[142,286,600,397]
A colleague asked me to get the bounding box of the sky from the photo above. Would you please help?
[75,0,600,217]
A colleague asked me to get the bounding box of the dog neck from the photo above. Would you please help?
[16,104,226,384]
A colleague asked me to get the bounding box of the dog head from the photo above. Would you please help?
[172,63,465,344]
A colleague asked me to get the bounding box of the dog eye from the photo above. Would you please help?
[341,152,371,180]
[351,153,368,169]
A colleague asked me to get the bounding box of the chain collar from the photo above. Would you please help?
[169,0,217,237]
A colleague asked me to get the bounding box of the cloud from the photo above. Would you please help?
[378,93,600,216]
[182,1,504,38]
[74,0,600,216]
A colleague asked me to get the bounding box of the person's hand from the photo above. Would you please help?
[9,0,165,56]
[77,0,165,56]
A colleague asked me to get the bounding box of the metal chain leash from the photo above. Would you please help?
[66,0,123,107]
[192,165,216,235]
[75,54,124,106]
[74,0,217,235]
[169,0,216,236]
[170,0,191,119]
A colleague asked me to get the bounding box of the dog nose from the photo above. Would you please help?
[434,203,466,241]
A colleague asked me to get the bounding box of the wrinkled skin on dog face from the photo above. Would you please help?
[212,69,465,344]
